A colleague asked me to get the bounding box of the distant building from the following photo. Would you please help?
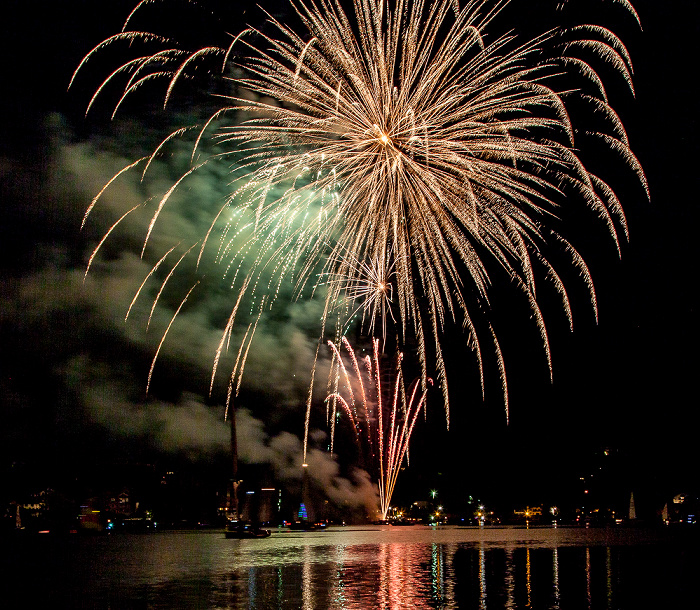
[106,490,132,516]
[79,500,104,532]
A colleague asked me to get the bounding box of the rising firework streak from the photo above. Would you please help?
[326,337,430,520]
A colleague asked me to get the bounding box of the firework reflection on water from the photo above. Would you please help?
[3,526,695,608]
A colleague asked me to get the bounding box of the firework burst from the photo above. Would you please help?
[326,337,430,520]
[72,0,647,430]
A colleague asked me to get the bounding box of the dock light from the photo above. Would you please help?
[302,463,309,468]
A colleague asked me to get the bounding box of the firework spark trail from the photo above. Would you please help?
[373,338,384,499]
[84,203,142,279]
[125,243,180,321]
[386,363,403,493]
[383,378,429,515]
[327,337,430,519]
[325,393,359,437]
[341,336,372,446]
[73,0,646,436]
[233,297,266,399]
[81,157,147,229]
[327,340,358,420]
[146,280,200,394]
[143,126,197,179]
[143,163,207,257]
[146,243,199,331]
[324,249,397,345]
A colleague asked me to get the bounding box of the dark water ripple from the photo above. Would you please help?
[3,525,697,609]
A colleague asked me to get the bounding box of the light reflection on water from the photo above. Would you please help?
[4,525,697,608]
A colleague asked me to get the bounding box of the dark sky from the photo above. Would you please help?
[1,0,697,515]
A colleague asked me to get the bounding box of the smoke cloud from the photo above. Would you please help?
[1,113,377,515]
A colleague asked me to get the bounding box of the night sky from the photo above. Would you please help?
[1,0,697,518]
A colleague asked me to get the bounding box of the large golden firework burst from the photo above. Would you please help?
[72,0,647,432]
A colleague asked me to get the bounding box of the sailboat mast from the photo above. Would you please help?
[230,405,239,520]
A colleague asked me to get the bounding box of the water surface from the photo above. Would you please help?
[4,525,697,608]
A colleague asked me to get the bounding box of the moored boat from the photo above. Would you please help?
[225,521,271,539]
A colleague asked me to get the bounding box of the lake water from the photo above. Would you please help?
[4,525,697,608]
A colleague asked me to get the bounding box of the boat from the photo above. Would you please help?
[225,521,271,539]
